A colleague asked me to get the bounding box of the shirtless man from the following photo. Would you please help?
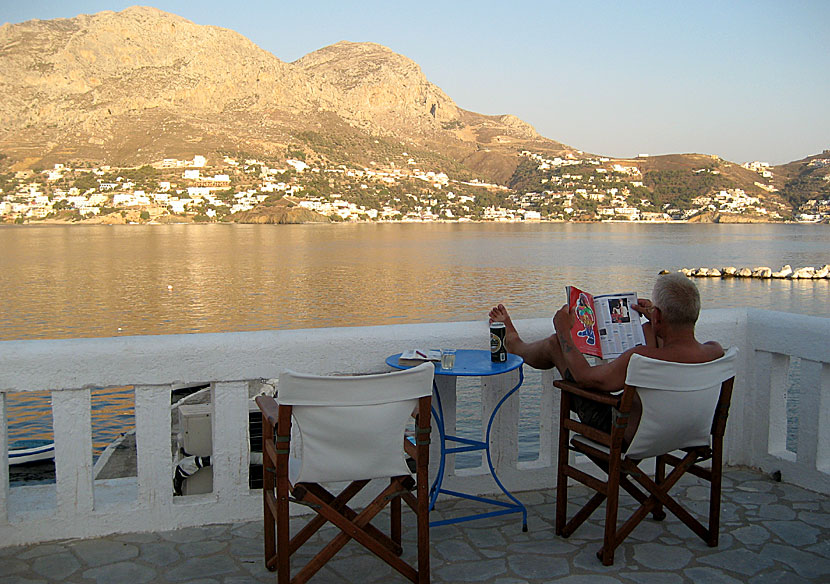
[489,273,723,441]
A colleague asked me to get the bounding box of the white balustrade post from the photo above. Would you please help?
[0,392,7,523]
[52,387,94,516]
[135,385,173,508]
[817,363,830,474]
[483,369,519,472]
[797,360,823,469]
[744,351,786,466]
[539,369,559,468]
[767,352,791,459]
[212,382,251,499]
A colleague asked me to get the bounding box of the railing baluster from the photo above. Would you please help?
[796,359,823,469]
[135,385,173,508]
[766,352,791,457]
[0,392,8,523]
[212,382,250,499]
[52,387,94,516]
[483,369,519,471]
[538,369,558,468]
[818,363,830,474]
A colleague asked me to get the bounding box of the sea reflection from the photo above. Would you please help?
[2,223,827,479]
[0,223,828,342]
[7,387,135,466]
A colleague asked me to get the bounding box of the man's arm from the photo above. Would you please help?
[552,304,634,392]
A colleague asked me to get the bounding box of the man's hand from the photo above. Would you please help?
[632,298,659,347]
[632,298,655,322]
[552,304,574,336]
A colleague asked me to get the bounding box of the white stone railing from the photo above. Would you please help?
[0,309,828,547]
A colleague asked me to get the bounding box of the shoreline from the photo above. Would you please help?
[3,217,827,227]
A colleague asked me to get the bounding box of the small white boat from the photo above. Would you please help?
[9,439,55,465]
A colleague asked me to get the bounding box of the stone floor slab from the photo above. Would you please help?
[1,468,827,584]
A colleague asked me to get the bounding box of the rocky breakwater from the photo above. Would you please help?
[666,264,830,279]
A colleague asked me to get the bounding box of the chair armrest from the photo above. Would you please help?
[553,380,622,407]
[255,395,279,427]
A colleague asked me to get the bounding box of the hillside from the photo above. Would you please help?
[772,151,830,207]
[0,6,827,220]
[0,6,570,183]
[507,151,798,220]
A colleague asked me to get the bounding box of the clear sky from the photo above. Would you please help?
[3,1,829,164]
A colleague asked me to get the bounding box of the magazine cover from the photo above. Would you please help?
[566,286,645,359]
[566,286,603,357]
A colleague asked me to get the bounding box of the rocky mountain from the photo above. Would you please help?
[0,6,569,182]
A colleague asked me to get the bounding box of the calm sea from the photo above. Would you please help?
[2,223,827,477]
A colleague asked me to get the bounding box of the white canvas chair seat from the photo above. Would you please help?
[555,347,738,565]
[257,362,434,583]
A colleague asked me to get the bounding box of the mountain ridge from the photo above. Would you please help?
[0,6,566,182]
[0,6,826,215]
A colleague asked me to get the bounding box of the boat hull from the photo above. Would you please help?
[9,440,55,465]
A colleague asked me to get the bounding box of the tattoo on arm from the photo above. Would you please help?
[558,334,574,354]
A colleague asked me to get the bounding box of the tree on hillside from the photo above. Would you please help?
[73,173,99,191]
[644,170,733,207]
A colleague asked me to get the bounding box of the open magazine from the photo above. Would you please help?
[565,286,646,360]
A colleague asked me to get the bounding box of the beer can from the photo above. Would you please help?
[490,322,507,362]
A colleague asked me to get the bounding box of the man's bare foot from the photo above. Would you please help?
[488,304,559,370]
[488,304,521,349]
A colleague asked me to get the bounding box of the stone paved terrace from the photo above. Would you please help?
[2,468,828,584]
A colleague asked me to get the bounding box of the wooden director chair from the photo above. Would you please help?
[256,362,434,584]
[554,347,738,565]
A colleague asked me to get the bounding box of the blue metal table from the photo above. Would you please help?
[387,349,527,530]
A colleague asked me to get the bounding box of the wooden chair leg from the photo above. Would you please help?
[599,456,621,566]
[276,471,290,583]
[653,454,667,521]
[708,446,724,546]
[555,392,571,536]
[415,400,431,584]
[555,465,568,536]
[391,478,402,549]
[262,456,276,568]
[261,410,278,571]
[275,406,293,584]
[297,479,417,583]
[417,466,430,584]
[263,486,278,571]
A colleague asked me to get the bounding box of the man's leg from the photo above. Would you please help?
[488,304,612,433]
[488,304,558,369]
[546,321,613,433]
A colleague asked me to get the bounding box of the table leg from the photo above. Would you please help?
[429,375,457,511]
[485,366,528,531]
[427,367,527,531]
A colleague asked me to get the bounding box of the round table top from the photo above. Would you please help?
[386,349,523,377]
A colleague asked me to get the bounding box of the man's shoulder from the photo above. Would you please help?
[703,340,724,354]
[629,341,724,364]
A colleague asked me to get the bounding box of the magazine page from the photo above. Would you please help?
[566,286,603,358]
[592,292,647,359]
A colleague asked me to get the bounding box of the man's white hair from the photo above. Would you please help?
[652,273,700,326]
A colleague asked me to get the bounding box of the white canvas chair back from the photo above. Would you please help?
[624,346,738,460]
[277,362,434,484]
